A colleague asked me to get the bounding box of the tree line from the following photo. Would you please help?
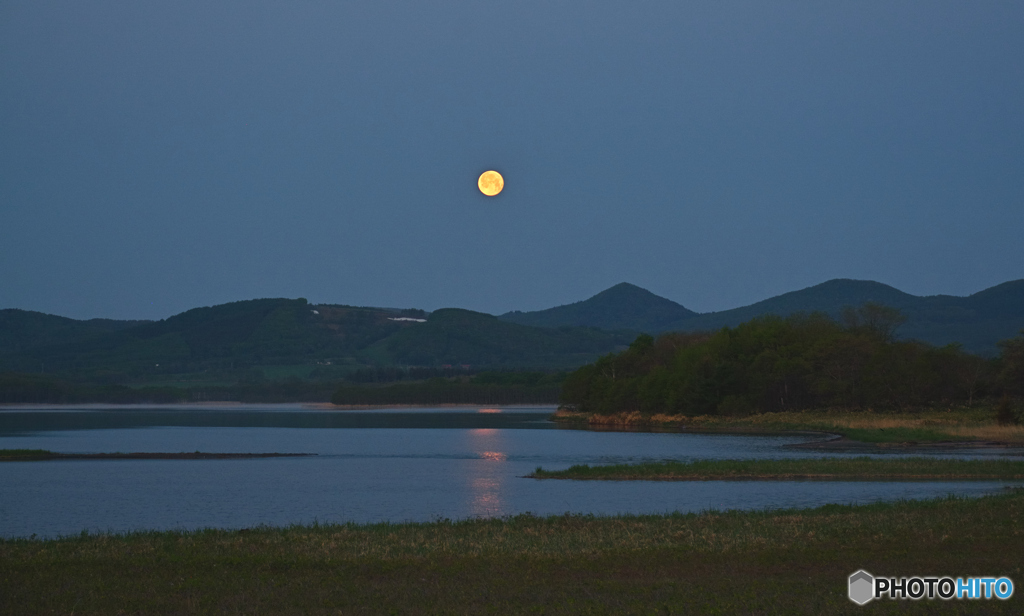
[560,304,1024,417]
[330,372,564,406]
[0,370,566,405]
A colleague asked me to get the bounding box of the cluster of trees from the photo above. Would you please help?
[999,333,1024,398]
[560,304,1023,416]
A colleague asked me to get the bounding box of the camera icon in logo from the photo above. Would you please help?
[849,570,874,605]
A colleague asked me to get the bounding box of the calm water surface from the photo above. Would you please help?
[1,405,1020,538]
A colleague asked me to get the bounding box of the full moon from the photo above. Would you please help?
[478,170,504,196]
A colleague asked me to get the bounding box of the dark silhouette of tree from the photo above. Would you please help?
[998,331,1024,396]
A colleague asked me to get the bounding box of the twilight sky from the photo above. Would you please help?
[2,1,1022,321]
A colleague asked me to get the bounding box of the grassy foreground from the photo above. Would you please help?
[530,457,1024,481]
[554,404,1024,444]
[3,491,1024,614]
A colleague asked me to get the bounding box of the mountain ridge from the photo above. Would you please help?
[500,278,1024,355]
[2,278,1022,379]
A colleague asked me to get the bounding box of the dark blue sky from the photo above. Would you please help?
[2,1,1022,320]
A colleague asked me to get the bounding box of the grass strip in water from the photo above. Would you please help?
[0,449,314,461]
[529,456,1024,481]
[0,449,51,459]
[2,490,1023,614]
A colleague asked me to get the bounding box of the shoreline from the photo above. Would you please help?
[783,435,1024,452]
[0,451,317,461]
[542,475,1024,481]
[551,408,1024,449]
[3,403,1020,450]
[0,402,556,411]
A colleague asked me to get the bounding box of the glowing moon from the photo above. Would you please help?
[478,170,504,196]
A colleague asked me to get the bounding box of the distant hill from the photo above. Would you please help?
[669,279,919,328]
[502,279,1024,355]
[0,299,426,376]
[0,300,629,377]
[0,309,147,356]
[500,283,696,331]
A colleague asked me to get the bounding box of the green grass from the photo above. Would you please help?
[530,457,1024,481]
[2,491,1023,614]
[0,449,51,459]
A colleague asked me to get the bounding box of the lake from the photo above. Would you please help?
[1,404,1021,539]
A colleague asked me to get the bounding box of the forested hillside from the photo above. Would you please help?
[0,299,424,378]
[0,300,629,380]
[379,308,632,368]
[0,309,147,356]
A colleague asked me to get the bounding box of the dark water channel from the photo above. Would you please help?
[1,405,1020,538]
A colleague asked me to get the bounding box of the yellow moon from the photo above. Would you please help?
[478,170,504,196]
